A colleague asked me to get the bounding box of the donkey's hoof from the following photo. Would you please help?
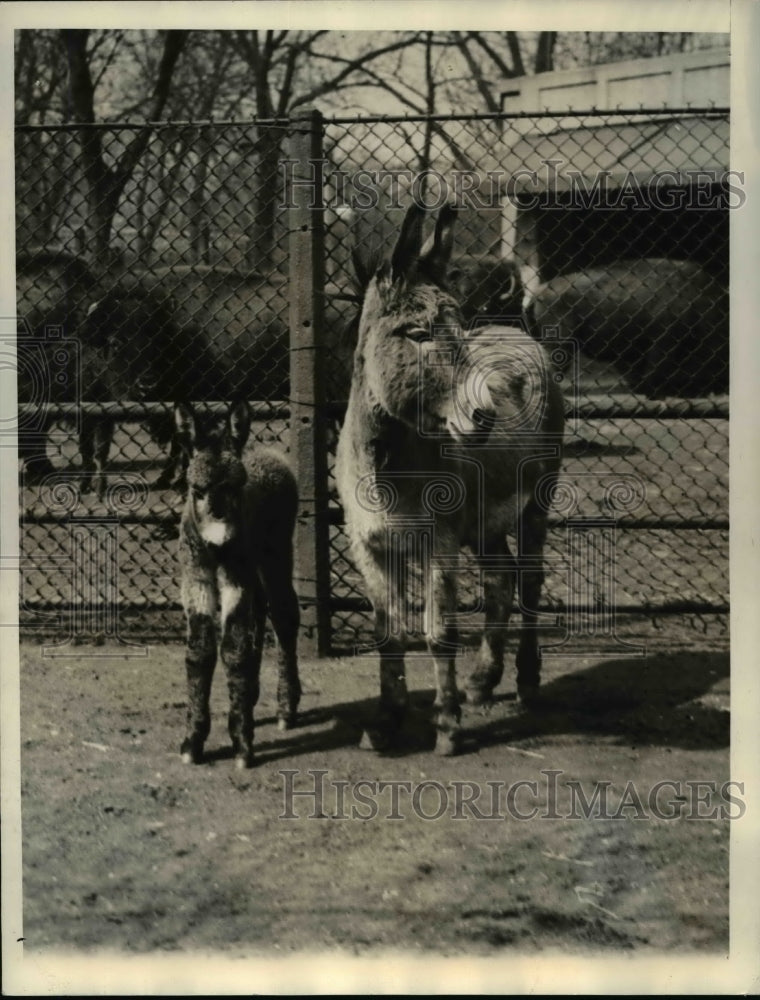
[277,714,296,732]
[234,750,254,770]
[154,521,180,542]
[464,686,493,707]
[231,737,254,768]
[180,734,206,764]
[435,728,461,756]
[517,682,542,710]
[154,470,174,490]
[22,458,56,484]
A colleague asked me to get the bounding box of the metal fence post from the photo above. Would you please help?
[287,108,332,656]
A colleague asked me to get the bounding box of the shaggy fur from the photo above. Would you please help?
[336,205,564,755]
[526,259,728,398]
[176,401,300,768]
[449,257,524,328]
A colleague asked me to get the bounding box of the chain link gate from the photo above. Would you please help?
[14,108,729,654]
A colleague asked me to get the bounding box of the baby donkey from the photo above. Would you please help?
[175,401,301,768]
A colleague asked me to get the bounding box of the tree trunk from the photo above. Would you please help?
[188,129,213,264]
[77,128,121,265]
[246,125,284,273]
[61,28,187,268]
[534,31,557,74]
[418,31,435,198]
[139,131,194,264]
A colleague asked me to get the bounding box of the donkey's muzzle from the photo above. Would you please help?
[472,407,496,435]
[448,405,496,443]
[209,493,229,520]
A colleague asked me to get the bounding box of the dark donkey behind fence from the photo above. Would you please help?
[16,250,188,497]
[175,400,300,769]
[525,258,729,398]
[336,204,565,756]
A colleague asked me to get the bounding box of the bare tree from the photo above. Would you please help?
[61,28,188,263]
[15,30,68,124]
[553,31,722,71]
[17,28,724,264]
[449,31,557,111]
[229,30,424,268]
[15,31,77,247]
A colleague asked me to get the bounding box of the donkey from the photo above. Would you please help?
[175,400,301,768]
[525,259,729,397]
[335,204,564,755]
[448,256,524,329]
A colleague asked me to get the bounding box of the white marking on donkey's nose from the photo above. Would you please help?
[200,520,232,547]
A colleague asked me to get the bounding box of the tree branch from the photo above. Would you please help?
[116,30,188,181]
[506,32,525,77]
[330,59,477,171]
[452,32,499,112]
[534,31,557,74]
[90,29,125,92]
[469,32,519,80]
[276,36,302,116]
[290,33,422,109]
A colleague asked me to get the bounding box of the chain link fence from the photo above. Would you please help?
[14,109,729,652]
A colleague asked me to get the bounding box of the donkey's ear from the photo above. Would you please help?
[81,297,111,348]
[351,247,374,295]
[391,204,426,282]
[420,203,458,280]
[501,262,519,299]
[174,401,198,455]
[227,400,251,455]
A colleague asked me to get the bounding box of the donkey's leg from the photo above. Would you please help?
[219,578,257,769]
[377,604,409,721]
[465,538,517,705]
[79,415,113,499]
[181,606,217,764]
[260,553,301,731]
[350,540,409,750]
[92,417,114,501]
[515,496,551,705]
[426,562,462,756]
[19,424,55,484]
[79,416,96,494]
[250,574,267,715]
[154,419,187,492]
[358,598,408,752]
[372,545,412,747]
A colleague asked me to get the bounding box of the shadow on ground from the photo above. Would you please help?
[247,648,728,765]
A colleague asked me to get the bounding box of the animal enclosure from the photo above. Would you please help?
[14,108,729,653]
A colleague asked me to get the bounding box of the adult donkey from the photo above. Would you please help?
[336,204,564,755]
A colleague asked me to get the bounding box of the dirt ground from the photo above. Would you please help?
[16,623,731,967]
